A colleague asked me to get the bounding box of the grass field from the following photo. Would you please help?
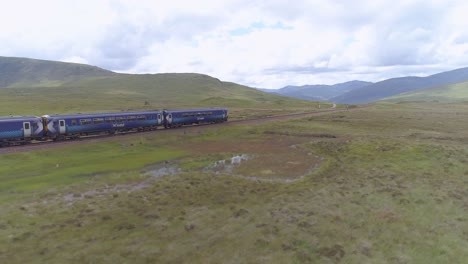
[1,102,467,263]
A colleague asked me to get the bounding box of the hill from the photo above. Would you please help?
[332,67,468,103]
[385,81,468,102]
[57,73,312,109]
[0,57,318,115]
[0,56,115,88]
[263,80,372,101]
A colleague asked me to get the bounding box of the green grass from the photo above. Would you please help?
[1,102,467,263]
[0,138,186,193]
[386,81,468,102]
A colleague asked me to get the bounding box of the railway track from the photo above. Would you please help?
[0,105,367,154]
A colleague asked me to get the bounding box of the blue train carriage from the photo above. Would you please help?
[43,111,163,140]
[0,116,44,146]
[163,108,228,128]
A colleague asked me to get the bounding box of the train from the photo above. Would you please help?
[0,108,228,147]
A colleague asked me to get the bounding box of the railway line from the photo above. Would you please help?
[0,105,365,154]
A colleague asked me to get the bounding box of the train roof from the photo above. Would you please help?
[0,116,40,121]
[164,108,227,113]
[45,110,162,119]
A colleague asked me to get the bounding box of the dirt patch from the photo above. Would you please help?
[187,137,306,155]
[318,244,346,261]
[198,140,324,182]
[144,167,182,177]
[375,209,400,223]
[60,163,183,204]
[204,154,252,174]
[264,131,337,138]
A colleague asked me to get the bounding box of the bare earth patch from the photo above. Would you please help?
[191,139,324,182]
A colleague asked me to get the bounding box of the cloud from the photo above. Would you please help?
[263,65,344,75]
[229,21,293,36]
[1,0,468,88]
[62,56,89,65]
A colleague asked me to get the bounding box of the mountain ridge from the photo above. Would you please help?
[332,67,468,103]
[0,56,317,115]
[384,80,468,102]
[266,80,373,101]
[0,56,116,88]
[3,56,468,105]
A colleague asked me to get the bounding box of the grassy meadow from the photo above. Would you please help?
[0,101,467,263]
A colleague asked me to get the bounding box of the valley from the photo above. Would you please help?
[1,101,467,263]
[3,0,468,262]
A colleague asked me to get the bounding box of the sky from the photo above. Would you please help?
[1,0,468,88]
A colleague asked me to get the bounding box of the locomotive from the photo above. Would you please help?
[0,108,228,147]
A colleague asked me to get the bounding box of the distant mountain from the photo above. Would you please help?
[261,80,372,101]
[0,56,115,88]
[384,81,468,102]
[332,67,468,104]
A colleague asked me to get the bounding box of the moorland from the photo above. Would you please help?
[0,57,467,263]
[1,101,467,263]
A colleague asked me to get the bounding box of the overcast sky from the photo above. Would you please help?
[1,0,468,88]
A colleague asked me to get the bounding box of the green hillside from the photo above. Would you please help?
[0,72,317,116]
[66,73,309,107]
[0,56,115,88]
[386,81,468,102]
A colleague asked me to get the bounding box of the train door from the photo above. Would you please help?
[157,114,162,125]
[23,122,31,138]
[167,113,173,126]
[59,120,66,134]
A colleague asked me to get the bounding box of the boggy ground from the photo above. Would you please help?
[0,102,467,263]
[186,138,324,182]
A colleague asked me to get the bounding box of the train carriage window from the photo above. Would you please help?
[137,115,146,120]
[24,123,30,129]
[127,116,136,121]
[71,120,77,126]
[106,117,115,123]
[80,119,92,125]
[116,117,126,122]
[93,118,104,124]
